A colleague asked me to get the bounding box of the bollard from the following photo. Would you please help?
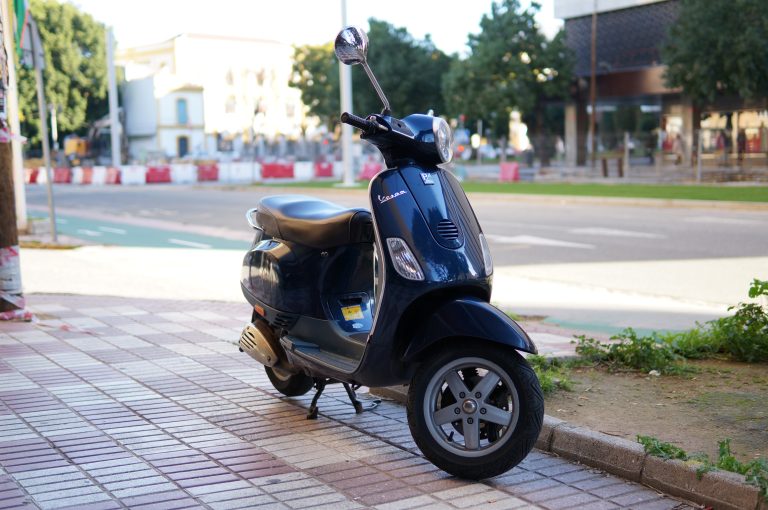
[617,157,624,178]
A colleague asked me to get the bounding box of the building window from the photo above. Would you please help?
[177,136,189,158]
[176,98,188,125]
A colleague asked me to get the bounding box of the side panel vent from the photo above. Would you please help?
[272,313,297,329]
[436,219,460,240]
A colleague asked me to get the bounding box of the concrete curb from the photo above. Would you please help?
[370,385,766,510]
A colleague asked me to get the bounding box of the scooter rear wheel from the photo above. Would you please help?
[406,344,544,479]
[265,366,314,397]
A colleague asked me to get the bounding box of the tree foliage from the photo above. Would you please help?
[663,0,768,104]
[17,0,108,147]
[443,0,572,140]
[291,19,453,130]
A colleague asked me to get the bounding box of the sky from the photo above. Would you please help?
[68,0,561,55]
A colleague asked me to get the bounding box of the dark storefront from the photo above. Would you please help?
[558,0,768,169]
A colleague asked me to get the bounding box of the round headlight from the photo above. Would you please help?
[432,117,453,164]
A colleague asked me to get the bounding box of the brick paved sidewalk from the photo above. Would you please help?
[0,295,694,510]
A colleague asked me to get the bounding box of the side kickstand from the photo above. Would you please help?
[307,379,327,420]
[342,383,380,414]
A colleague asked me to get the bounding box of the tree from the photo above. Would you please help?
[291,43,340,130]
[291,19,453,130]
[17,0,108,148]
[443,1,572,162]
[663,0,768,104]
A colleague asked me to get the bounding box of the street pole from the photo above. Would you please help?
[623,131,630,178]
[338,0,355,187]
[106,27,121,168]
[30,17,57,242]
[589,0,598,170]
[1,0,25,232]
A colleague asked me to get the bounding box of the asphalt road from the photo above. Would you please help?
[24,184,768,266]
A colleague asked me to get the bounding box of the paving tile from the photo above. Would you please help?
[0,296,695,510]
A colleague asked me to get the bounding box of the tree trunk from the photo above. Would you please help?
[535,107,552,167]
[0,139,25,318]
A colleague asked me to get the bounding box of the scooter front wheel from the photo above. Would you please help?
[265,366,314,396]
[406,344,544,479]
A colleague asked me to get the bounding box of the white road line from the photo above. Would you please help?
[684,216,763,226]
[569,227,665,239]
[485,234,595,249]
[76,229,103,237]
[168,238,212,249]
[98,226,127,235]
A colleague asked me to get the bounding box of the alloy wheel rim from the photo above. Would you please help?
[422,356,520,458]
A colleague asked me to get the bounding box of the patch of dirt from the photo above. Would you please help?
[546,359,768,462]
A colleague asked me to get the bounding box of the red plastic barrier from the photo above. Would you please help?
[197,163,219,181]
[106,167,121,184]
[314,161,333,178]
[146,165,171,183]
[261,162,294,179]
[53,167,72,183]
[26,168,39,184]
[499,162,520,182]
[358,162,382,180]
[80,167,93,185]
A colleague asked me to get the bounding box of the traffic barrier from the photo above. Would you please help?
[25,168,39,184]
[359,161,383,180]
[314,161,334,178]
[294,162,313,181]
[219,161,259,183]
[73,166,105,185]
[197,163,219,181]
[53,167,72,184]
[261,161,294,179]
[105,167,121,185]
[499,162,520,182]
[146,165,172,183]
[120,165,146,185]
[170,164,196,184]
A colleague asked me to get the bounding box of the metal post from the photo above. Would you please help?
[31,19,57,243]
[338,0,355,187]
[589,0,598,169]
[623,131,630,179]
[106,27,121,167]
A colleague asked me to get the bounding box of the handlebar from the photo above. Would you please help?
[340,112,380,134]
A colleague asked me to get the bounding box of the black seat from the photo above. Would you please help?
[256,195,373,249]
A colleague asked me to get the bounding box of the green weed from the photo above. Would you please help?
[573,329,692,374]
[637,436,768,500]
[527,355,572,395]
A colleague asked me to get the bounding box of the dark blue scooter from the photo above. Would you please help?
[238,26,543,479]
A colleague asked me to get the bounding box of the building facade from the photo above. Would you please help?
[118,34,310,160]
[556,0,768,168]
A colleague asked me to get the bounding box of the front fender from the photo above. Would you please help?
[403,297,537,361]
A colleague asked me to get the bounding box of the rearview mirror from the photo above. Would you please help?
[334,26,369,66]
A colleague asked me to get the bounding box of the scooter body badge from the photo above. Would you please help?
[420,172,435,185]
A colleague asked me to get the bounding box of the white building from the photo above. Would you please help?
[122,74,205,161]
[118,33,309,160]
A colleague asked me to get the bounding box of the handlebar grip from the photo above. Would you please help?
[340,112,376,133]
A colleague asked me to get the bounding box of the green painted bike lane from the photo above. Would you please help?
[36,213,250,250]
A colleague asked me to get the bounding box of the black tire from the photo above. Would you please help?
[406,343,544,479]
[265,366,314,397]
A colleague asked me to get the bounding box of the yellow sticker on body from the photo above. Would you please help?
[341,305,364,321]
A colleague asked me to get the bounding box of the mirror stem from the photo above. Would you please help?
[361,63,391,115]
